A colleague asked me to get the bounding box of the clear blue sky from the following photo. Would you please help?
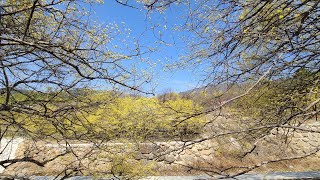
[90,1,201,94]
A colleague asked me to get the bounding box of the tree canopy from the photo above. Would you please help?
[0,0,319,178]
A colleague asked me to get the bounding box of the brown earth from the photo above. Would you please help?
[3,117,320,177]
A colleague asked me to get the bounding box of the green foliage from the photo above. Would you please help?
[87,93,204,140]
[232,68,320,125]
[1,90,204,140]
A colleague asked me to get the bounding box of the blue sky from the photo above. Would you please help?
[90,1,200,94]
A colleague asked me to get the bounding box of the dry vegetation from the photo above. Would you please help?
[0,0,319,178]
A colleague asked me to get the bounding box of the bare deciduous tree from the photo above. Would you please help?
[0,0,154,178]
[119,0,320,177]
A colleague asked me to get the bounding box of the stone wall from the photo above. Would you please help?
[1,122,319,176]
